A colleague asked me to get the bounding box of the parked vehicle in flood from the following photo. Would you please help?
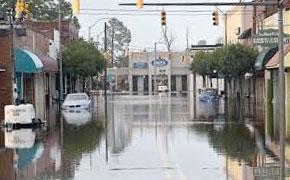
[62,93,91,110]
[199,88,219,102]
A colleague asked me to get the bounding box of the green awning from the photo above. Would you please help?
[255,47,278,70]
[15,48,43,73]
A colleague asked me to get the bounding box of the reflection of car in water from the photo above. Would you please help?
[62,110,92,126]
[199,88,219,102]
[62,93,91,110]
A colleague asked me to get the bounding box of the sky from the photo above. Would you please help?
[76,0,230,52]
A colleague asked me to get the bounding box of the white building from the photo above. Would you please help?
[108,51,193,95]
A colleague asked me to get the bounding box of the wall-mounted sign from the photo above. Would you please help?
[151,58,168,67]
[253,28,290,47]
[133,62,148,69]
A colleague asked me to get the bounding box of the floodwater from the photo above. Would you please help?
[0,95,282,180]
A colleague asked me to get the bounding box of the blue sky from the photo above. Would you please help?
[76,0,229,51]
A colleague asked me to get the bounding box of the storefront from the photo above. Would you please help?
[108,51,192,95]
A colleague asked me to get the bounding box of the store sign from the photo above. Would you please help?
[151,58,168,67]
[133,62,148,69]
[253,28,290,47]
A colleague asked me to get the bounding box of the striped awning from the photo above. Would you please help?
[14,48,43,73]
[39,55,58,72]
[266,44,290,69]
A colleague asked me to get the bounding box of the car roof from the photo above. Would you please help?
[67,93,88,95]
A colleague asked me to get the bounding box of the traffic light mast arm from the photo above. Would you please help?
[119,2,277,6]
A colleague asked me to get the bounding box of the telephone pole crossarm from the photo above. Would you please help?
[119,2,278,7]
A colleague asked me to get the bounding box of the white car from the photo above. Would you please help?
[158,85,168,92]
[62,93,91,110]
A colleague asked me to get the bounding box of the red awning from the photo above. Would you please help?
[266,44,290,69]
[39,55,58,72]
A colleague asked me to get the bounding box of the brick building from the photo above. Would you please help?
[0,27,12,121]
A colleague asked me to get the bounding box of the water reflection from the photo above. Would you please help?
[5,129,36,149]
[0,95,282,180]
[62,110,92,126]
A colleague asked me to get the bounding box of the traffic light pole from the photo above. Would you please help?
[8,8,16,105]
[154,42,157,95]
[278,2,285,179]
[58,0,63,105]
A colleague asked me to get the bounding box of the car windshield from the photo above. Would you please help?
[66,94,87,101]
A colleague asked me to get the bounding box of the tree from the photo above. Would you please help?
[219,44,258,79]
[191,51,210,87]
[105,18,131,66]
[0,0,80,29]
[190,44,258,90]
[62,39,105,78]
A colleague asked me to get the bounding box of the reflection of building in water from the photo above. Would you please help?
[108,97,133,154]
[15,130,62,180]
[0,131,15,180]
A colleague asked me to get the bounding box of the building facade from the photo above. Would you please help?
[108,51,193,95]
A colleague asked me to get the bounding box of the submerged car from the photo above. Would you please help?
[62,93,91,110]
[199,88,219,102]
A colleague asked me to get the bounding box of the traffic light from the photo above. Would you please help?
[161,11,166,26]
[137,0,143,9]
[15,1,21,19]
[72,0,80,15]
[212,10,219,26]
[15,0,30,20]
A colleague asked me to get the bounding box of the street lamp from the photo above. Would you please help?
[213,69,219,95]
[88,17,110,42]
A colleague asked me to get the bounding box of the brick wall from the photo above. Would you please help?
[15,28,50,56]
[25,20,79,46]
[0,29,12,121]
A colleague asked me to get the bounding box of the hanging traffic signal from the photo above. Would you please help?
[161,11,166,26]
[137,0,143,9]
[72,0,80,15]
[212,10,219,26]
[15,0,21,19]
[15,0,30,20]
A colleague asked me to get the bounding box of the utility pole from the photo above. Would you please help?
[8,8,15,105]
[58,0,63,104]
[104,22,108,118]
[104,22,108,162]
[278,2,285,179]
[186,27,189,50]
[224,13,227,46]
[154,42,157,95]
[111,28,114,66]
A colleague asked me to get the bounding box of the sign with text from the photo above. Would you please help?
[151,58,169,67]
[133,62,148,69]
[253,28,290,47]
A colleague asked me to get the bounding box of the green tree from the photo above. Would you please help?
[0,0,80,29]
[191,44,258,88]
[62,39,105,78]
[219,44,258,78]
[105,18,131,67]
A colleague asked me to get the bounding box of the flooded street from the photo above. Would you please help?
[0,95,282,180]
